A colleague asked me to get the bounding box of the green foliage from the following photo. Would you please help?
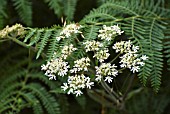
[164,20,170,70]
[0,0,7,28]
[23,26,61,59]
[0,47,60,114]
[0,0,170,114]
[44,0,78,20]
[0,0,78,27]
[81,0,169,92]
[63,0,78,20]
[125,90,170,114]
[44,0,63,17]
[12,0,32,26]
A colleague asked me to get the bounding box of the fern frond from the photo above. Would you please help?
[0,52,61,114]
[0,0,7,28]
[36,29,52,59]
[123,17,165,92]
[24,28,37,43]
[32,101,44,114]
[27,29,44,46]
[83,25,100,40]
[29,72,56,89]
[74,95,86,109]
[44,0,63,17]
[81,8,117,23]
[47,30,60,60]
[164,22,170,70]
[0,69,27,90]
[81,0,168,91]
[12,0,32,26]
[58,95,69,114]
[25,83,60,114]
[64,0,78,20]
[126,90,169,114]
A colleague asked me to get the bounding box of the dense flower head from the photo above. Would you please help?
[93,48,110,62]
[83,40,103,52]
[70,57,91,73]
[112,40,133,53]
[0,24,25,38]
[98,25,124,41]
[56,23,82,41]
[61,74,94,96]
[61,44,77,59]
[95,63,118,83]
[112,40,148,73]
[41,58,70,80]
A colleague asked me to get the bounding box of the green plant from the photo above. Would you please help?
[0,0,78,28]
[0,0,170,114]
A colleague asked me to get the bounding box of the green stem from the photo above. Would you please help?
[110,53,121,63]
[122,73,135,100]
[85,15,169,26]
[8,36,28,48]
[101,79,120,104]
[118,67,126,73]
[8,36,46,59]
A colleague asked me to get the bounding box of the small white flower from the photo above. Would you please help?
[61,83,69,91]
[95,74,102,82]
[60,24,82,38]
[104,76,113,83]
[111,24,124,35]
[55,23,82,41]
[131,66,140,73]
[141,55,148,60]
[67,88,74,94]
[75,90,83,97]
[48,74,56,80]
[132,45,139,52]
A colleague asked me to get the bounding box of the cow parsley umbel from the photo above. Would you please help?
[112,40,148,73]
[98,25,124,41]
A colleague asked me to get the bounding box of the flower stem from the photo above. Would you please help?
[101,79,120,104]
[110,53,121,63]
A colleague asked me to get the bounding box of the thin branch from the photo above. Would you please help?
[122,73,135,100]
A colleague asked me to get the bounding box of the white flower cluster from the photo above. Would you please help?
[98,25,124,41]
[70,57,90,73]
[112,40,148,73]
[61,44,77,59]
[61,74,94,96]
[0,24,25,38]
[41,44,77,79]
[41,44,93,96]
[83,25,124,83]
[93,49,110,63]
[83,40,110,63]
[62,57,94,96]
[41,23,148,97]
[41,58,70,80]
[95,63,118,83]
[112,40,138,53]
[56,23,82,41]
[83,40,103,52]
